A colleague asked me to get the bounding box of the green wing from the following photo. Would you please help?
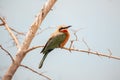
[41,33,66,54]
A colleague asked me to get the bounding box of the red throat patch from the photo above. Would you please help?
[61,29,68,33]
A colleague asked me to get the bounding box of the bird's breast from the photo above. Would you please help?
[60,31,70,47]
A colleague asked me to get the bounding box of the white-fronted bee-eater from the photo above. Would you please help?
[39,25,71,69]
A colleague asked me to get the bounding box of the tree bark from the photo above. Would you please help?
[2,0,56,80]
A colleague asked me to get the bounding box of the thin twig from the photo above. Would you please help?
[26,46,44,53]
[82,39,89,49]
[108,49,112,58]
[73,32,78,41]
[10,27,25,36]
[69,29,79,51]
[0,45,14,63]
[37,26,55,35]
[20,64,51,80]
[0,17,20,48]
[82,38,91,54]
[69,40,74,52]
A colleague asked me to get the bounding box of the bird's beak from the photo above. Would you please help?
[66,25,72,28]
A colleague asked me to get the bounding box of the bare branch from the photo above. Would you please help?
[0,44,51,80]
[62,47,120,60]
[26,44,120,60]
[0,17,20,48]
[2,0,57,80]
[0,45,14,63]
[20,64,51,80]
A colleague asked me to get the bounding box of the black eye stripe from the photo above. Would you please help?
[59,27,68,30]
[59,27,64,31]
[61,27,65,30]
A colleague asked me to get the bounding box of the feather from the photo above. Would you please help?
[41,33,66,54]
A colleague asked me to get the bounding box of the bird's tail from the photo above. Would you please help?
[39,53,48,69]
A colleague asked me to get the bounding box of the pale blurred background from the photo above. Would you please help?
[0,0,120,80]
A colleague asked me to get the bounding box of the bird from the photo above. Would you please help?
[39,25,71,69]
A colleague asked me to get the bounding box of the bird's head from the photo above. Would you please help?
[57,25,71,33]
